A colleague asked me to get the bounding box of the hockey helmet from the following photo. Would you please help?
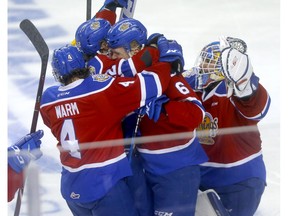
[51,45,85,82]
[106,18,147,51]
[75,18,111,55]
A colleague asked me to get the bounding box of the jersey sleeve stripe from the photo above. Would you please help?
[230,93,271,120]
[138,71,163,107]
[40,77,115,108]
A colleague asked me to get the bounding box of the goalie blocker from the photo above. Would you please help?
[195,189,230,216]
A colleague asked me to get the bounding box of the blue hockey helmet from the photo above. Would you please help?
[75,18,111,55]
[194,41,225,90]
[106,18,147,51]
[51,45,85,82]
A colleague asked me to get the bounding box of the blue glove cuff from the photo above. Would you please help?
[8,145,31,173]
[146,95,169,122]
[8,130,44,173]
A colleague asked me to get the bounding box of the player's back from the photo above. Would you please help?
[40,74,134,202]
[40,75,126,166]
[40,61,172,202]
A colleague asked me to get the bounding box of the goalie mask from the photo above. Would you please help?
[194,41,225,90]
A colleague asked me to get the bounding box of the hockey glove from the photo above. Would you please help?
[146,33,164,47]
[157,37,185,74]
[219,36,258,98]
[136,106,147,116]
[219,36,247,54]
[145,95,169,122]
[8,130,44,173]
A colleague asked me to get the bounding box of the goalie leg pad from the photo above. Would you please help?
[195,189,230,216]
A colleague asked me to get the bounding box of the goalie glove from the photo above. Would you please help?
[8,130,44,173]
[219,36,258,98]
[219,36,247,54]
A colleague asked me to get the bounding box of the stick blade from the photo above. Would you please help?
[19,19,49,61]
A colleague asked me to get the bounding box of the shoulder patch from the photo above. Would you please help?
[92,74,110,82]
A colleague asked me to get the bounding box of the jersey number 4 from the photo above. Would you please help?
[60,119,81,159]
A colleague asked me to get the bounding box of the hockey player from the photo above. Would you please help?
[75,16,161,216]
[106,18,208,216]
[183,36,271,216]
[40,44,172,216]
[8,130,44,202]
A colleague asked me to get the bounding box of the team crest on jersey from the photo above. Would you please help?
[196,112,218,145]
[90,21,101,30]
[92,74,110,82]
[119,22,131,32]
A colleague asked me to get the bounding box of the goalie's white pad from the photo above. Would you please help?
[195,189,230,216]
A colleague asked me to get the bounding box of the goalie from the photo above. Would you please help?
[183,36,271,216]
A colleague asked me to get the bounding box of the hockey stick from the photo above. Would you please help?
[128,113,143,162]
[119,0,137,19]
[86,0,92,20]
[119,0,139,162]
[14,19,49,216]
